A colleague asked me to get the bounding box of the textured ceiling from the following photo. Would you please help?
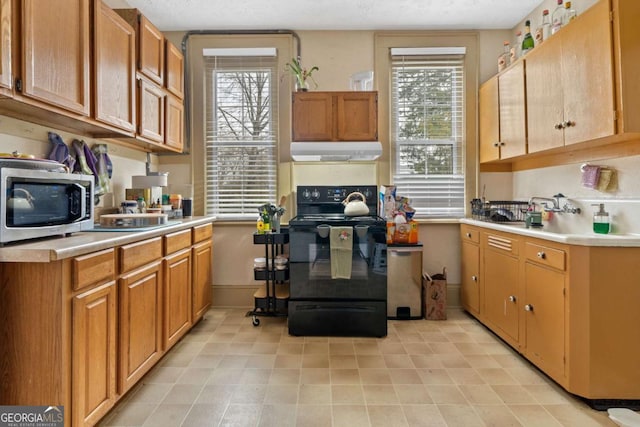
[104,0,544,31]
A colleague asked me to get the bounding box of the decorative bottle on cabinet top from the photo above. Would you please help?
[498,41,511,72]
[521,20,535,55]
[536,9,551,45]
[563,1,577,25]
[551,0,566,34]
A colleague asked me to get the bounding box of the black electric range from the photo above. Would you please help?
[288,185,387,337]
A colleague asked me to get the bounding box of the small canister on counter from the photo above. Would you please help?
[169,194,182,209]
[182,198,192,217]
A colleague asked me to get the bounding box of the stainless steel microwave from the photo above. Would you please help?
[1,158,94,245]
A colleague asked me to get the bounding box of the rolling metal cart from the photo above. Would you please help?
[247,231,289,326]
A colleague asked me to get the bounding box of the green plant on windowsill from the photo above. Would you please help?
[285,57,319,91]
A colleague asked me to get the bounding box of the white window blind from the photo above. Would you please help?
[204,52,278,219]
[391,48,465,218]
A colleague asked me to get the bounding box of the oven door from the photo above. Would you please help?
[289,222,387,301]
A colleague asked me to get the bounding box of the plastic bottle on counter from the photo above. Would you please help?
[137,197,146,213]
[592,203,611,234]
[536,9,551,46]
[563,1,577,25]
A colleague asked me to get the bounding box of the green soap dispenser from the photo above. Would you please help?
[592,203,611,234]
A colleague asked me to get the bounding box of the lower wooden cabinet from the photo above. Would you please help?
[483,232,520,345]
[460,226,480,315]
[118,260,163,394]
[0,222,213,426]
[523,261,566,382]
[192,239,212,322]
[460,222,640,402]
[72,281,117,427]
[164,248,192,349]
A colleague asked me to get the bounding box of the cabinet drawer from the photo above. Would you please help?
[164,229,191,255]
[119,237,163,273]
[525,242,566,271]
[460,225,480,244]
[73,248,116,291]
[192,223,213,243]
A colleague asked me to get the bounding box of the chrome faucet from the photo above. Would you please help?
[528,194,563,212]
[528,193,581,214]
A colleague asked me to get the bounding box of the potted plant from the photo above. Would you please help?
[285,57,319,91]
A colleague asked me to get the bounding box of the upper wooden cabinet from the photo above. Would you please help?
[115,9,184,152]
[116,9,164,85]
[165,40,184,99]
[94,0,136,133]
[0,0,11,93]
[19,0,90,115]
[479,63,527,164]
[480,0,640,168]
[526,0,615,153]
[292,91,378,141]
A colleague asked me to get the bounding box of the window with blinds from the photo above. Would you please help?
[391,47,466,218]
[203,49,278,219]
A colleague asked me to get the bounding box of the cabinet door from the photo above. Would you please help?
[21,0,90,115]
[524,262,565,382]
[461,240,480,315]
[72,281,117,427]
[336,92,377,140]
[479,76,500,163]
[0,0,11,91]
[497,62,527,159]
[164,249,192,350]
[138,76,165,143]
[192,240,212,322]
[561,0,615,146]
[165,41,184,99]
[525,35,565,154]
[138,14,164,85]
[292,92,333,141]
[119,261,163,394]
[483,235,519,343]
[165,93,184,152]
[94,1,136,133]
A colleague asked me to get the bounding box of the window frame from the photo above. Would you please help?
[374,32,479,220]
[186,34,293,219]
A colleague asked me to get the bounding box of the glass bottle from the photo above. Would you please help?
[513,30,523,61]
[521,20,535,55]
[551,0,566,35]
[536,9,551,45]
[563,1,577,25]
[498,40,511,72]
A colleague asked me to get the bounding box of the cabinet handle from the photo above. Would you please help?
[499,142,506,146]
[508,295,516,303]
[493,142,499,147]
[564,120,575,127]
[466,232,472,238]
[554,123,565,130]
[537,251,546,259]
[524,304,534,312]
[471,275,478,282]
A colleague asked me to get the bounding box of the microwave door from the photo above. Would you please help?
[68,182,87,222]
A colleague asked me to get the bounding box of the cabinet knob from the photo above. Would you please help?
[525,304,534,312]
[554,123,565,130]
[564,120,575,127]
[471,275,478,282]
[537,251,546,259]
[466,232,472,238]
[499,142,506,146]
[493,142,499,147]
[508,295,516,303]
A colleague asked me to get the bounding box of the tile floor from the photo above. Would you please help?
[100,308,618,427]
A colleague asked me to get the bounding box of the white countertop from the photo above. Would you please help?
[0,216,217,262]
[461,219,640,247]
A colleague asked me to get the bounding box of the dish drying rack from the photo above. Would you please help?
[471,199,530,222]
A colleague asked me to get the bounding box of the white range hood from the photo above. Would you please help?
[290,141,382,162]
